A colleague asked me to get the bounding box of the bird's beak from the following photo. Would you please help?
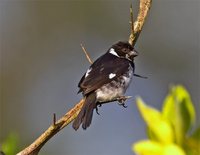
[129,49,138,61]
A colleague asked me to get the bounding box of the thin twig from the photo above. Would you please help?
[80,44,93,64]
[53,113,56,126]
[129,0,152,46]
[129,3,135,45]
[17,1,152,154]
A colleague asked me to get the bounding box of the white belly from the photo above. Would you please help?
[96,84,125,102]
[96,65,133,103]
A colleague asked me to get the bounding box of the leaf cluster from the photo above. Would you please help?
[133,85,199,155]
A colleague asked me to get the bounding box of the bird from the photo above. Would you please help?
[72,41,138,130]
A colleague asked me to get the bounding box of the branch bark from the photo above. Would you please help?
[80,44,93,64]
[129,0,152,46]
[17,0,152,154]
[17,99,85,155]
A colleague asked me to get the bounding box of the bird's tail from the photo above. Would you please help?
[72,93,97,130]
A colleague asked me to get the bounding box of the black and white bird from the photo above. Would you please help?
[72,41,138,130]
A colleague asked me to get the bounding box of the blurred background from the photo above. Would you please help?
[0,0,199,154]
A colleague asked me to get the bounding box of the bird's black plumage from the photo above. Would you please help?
[78,54,133,95]
[73,41,138,130]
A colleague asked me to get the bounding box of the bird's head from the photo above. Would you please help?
[109,41,138,61]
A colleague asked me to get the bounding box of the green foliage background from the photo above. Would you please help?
[1,132,19,155]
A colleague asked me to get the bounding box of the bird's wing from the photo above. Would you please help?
[78,53,133,95]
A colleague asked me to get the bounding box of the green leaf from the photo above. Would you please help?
[1,132,19,155]
[185,126,200,155]
[133,140,186,155]
[136,97,174,144]
[162,85,196,145]
[162,144,186,155]
[133,140,163,155]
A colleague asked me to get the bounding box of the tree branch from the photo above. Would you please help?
[17,99,85,155]
[80,44,93,64]
[17,1,152,154]
[129,0,152,46]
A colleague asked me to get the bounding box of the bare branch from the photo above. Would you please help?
[129,0,152,46]
[130,4,134,37]
[53,113,56,126]
[17,99,85,155]
[80,44,93,64]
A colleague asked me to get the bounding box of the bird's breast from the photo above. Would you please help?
[96,64,133,103]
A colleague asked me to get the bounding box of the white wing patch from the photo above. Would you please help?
[109,73,116,79]
[85,68,92,77]
[109,48,119,57]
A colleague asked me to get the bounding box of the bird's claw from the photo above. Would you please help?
[95,106,100,115]
[117,96,132,103]
[116,96,132,108]
[121,103,128,108]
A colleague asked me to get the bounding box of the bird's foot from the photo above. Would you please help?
[98,103,102,107]
[95,106,100,115]
[120,103,128,108]
[116,96,132,108]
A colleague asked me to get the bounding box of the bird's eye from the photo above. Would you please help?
[122,48,128,53]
